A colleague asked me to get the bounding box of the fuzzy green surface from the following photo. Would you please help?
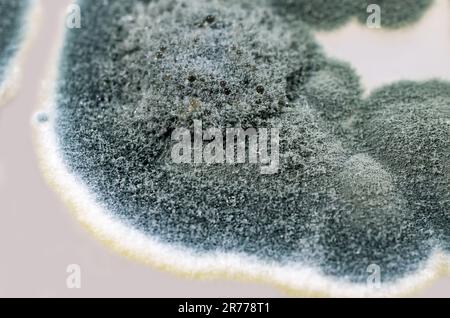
[48,0,449,287]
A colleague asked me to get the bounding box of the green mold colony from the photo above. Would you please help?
[47,0,450,287]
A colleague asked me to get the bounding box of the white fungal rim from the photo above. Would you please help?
[32,1,450,298]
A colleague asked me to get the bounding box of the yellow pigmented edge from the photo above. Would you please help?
[0,0,42,107]
[31,2,450,298]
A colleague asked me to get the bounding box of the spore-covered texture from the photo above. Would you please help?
[271,0,434,30]
[0,0,31,85]
[359,81,450,250]
[118,0,319,130]
[51,0,450,289]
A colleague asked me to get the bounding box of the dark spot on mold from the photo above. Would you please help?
[256,85,265,94]
[204,15,216,25]
[278,99,287,108]
[198,15,217,28]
